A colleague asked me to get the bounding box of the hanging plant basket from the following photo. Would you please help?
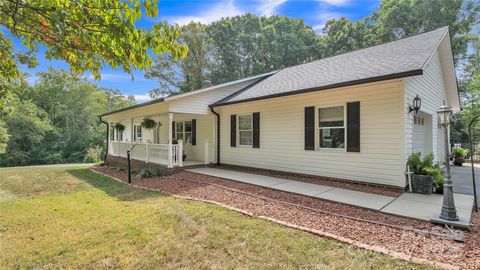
[114,123,125,132]
[141,117,157,129]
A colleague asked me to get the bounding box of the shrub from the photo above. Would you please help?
[136,167,164,179]
[407,152,422,174]
[84,146,103,163]
[452,147,467,157]
[407,152,444,192]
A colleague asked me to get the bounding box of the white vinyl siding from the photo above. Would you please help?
[217,80,404,187]
[168,79,262,115]
[404,50,449,168]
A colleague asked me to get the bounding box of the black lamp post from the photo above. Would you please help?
[436,102,459,221]
[409,94,422,113]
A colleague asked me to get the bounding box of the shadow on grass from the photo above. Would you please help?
[67,168,167,201]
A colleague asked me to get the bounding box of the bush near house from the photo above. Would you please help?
[408,153,444,194]
[451,147,468,166]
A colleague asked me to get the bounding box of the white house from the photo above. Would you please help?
[100,26,460,189]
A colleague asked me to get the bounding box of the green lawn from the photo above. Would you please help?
[0,166,435,269]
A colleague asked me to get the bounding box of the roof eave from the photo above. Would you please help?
[212,69,423,107]
[98,98,165,118]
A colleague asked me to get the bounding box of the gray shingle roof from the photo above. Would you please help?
[213,27,448,106]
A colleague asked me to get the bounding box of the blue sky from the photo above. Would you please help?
[11,0,381,102]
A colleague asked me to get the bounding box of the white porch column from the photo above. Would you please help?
[178,140,183,167]
[168,112,174,168]
[145,142,149,163]
[130,118,134,142]
[204,139,209,165]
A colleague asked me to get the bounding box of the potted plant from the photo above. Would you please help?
[141,116,157,129]
[452,147,467,166]
[114,122,125,132]
[407,153,444,194]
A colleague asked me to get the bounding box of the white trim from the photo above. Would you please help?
[316,104,346,151]
[164,71,277,102]
[238,114,253,147]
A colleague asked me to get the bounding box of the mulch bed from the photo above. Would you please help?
[92,166,479,269]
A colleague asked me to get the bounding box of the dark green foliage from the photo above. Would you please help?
[114,123,126,132]
[0,0,187,105]
[141,117,157,129]
[136,167,166,179]
[147,2,478,98]
[1,68,134,166]
[407,152,444,190]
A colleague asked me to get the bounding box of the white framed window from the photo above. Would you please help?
[110,125,115,141]
[116,129,123,141]
[133,125,142,141]
[176,121,192,143]
[414,116,425,126]
[318,106,345,149]
[238,114,253,146]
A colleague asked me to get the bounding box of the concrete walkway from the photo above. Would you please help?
[187,167,474,228]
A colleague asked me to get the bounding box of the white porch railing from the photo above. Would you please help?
[109,141,183,167]
[204,141,216,164]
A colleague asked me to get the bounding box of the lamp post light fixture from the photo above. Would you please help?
[436,102,459,221]
[409,94,422,114]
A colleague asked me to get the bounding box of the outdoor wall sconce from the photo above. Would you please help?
[409,94,422,114]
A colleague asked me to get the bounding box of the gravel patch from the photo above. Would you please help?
[211,164,403,197]
[93,167,479,269]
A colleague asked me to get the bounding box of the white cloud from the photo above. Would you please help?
[258,0,288,16]
[317,0,349,6]
[131,95,152,103]
[166,0,243,26]
[312,10,343,33]
[88,73,145,82]
[25,75,39,86]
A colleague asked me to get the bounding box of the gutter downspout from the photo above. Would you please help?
[99,116,109,163]
[209,105,220,165]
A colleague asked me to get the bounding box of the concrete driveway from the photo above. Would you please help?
[451,164,480,203]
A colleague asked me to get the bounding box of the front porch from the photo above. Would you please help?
[109,140,215,168]
[106,109,217,168]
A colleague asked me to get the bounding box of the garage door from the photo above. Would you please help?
[413,115,426,156]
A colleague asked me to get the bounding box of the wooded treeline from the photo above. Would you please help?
[146,0,479,99]
[0,0,479,166]
[0,69,135,166]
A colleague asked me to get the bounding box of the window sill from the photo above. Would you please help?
[316,148,346,152]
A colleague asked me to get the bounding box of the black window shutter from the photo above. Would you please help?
[192,119,197,145]
[347,101,360,152]
[230,114,236,147]
[253,112,260,148]
[172,121,176,139]
[304,106,315,150]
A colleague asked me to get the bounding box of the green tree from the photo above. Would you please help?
[0,119,9,155]
[0,68,135,166]
[207,14,321,84]
[0,0,188,106]
[320,0,479,62]
[2,99,54,166]
[376,0,479,63]
[146,22,211,97]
